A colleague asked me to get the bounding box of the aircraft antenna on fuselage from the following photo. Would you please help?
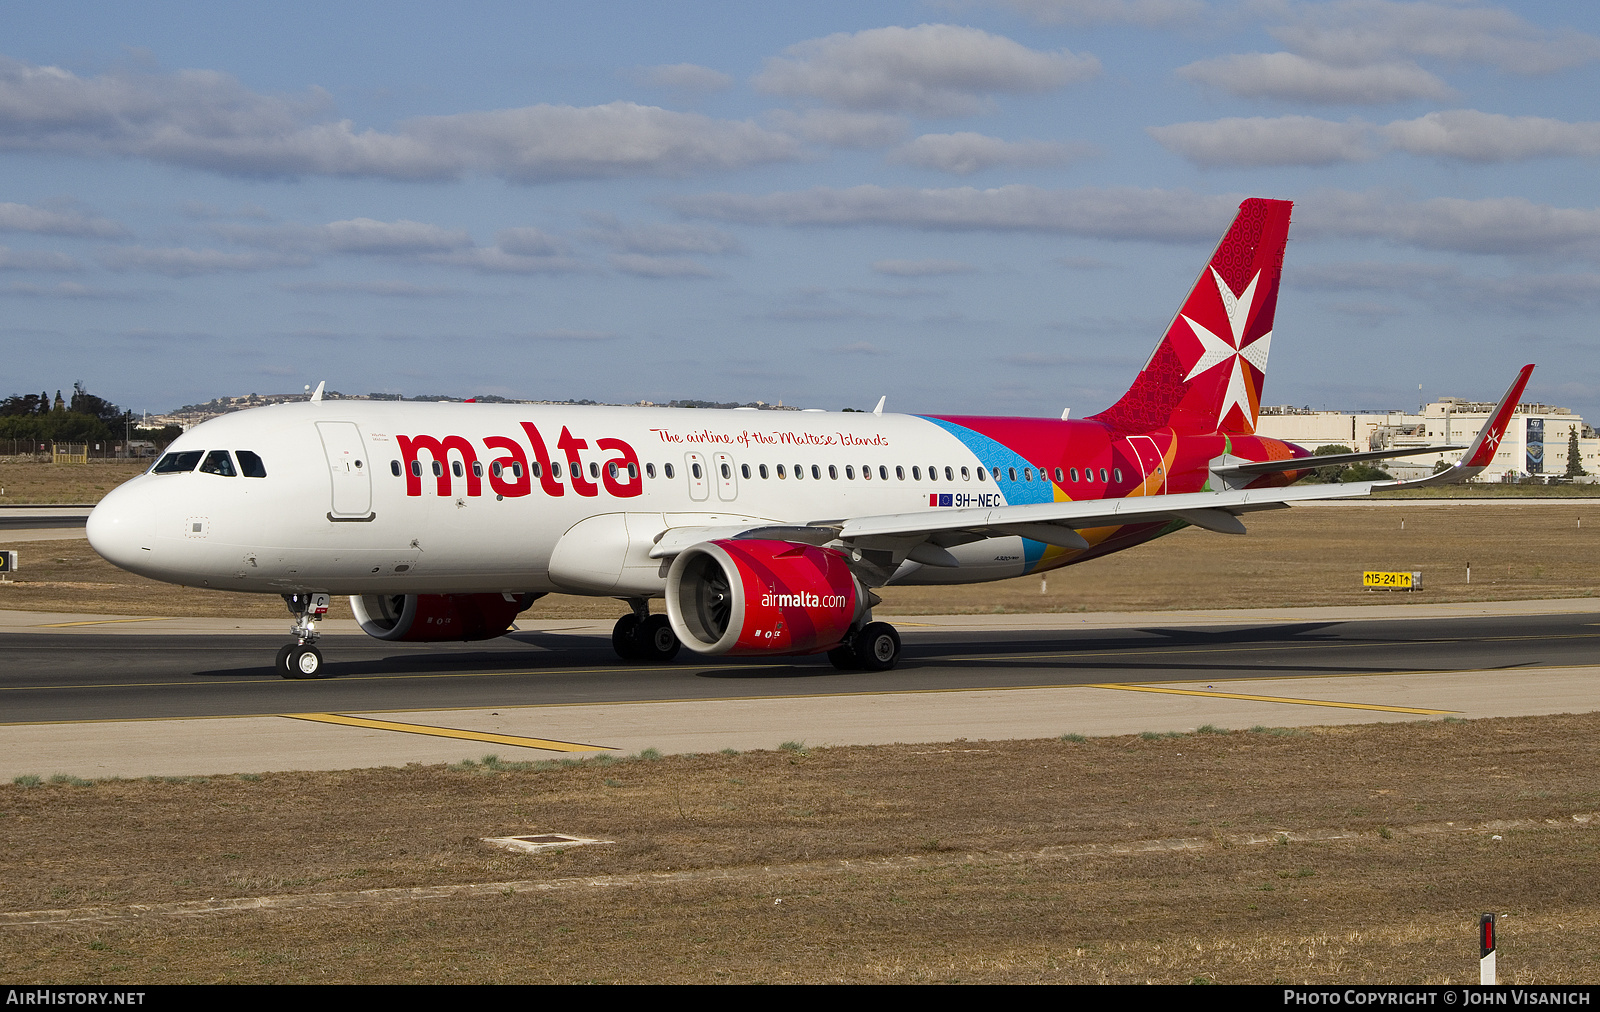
[309,381,326,403]
[872,395,886,416]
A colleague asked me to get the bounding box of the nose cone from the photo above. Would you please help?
[87,481,157,574]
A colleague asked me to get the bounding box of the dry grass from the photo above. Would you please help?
[4,501,1598,619]
[3,714,1598,983]
[0,458,149,504]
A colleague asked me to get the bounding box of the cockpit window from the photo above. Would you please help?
[236,450,267,478]
[199,450,237,477]
[152,450,203,474]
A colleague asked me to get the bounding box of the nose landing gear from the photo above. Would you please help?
[279,593,330,679]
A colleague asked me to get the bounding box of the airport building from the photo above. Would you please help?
[1256,400,1599,482]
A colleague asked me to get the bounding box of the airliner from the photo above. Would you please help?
[85,198,1532,679]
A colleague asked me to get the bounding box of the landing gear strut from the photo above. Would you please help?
[612,599,681,664]
[828,620,902,672]
[279,593,330,679]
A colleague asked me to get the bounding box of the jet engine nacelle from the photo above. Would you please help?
[665,539,868,656]
[350,592,539,642]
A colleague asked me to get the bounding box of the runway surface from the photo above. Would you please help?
[3,599,1598,778]
[3,607,1596,723]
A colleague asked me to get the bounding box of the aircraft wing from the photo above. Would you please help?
[650,364,1534,571]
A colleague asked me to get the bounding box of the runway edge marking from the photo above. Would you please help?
[1084,684,1455,715]
[280,713,615,752]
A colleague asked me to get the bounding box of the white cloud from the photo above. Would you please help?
[988,0,1206,27]
[278,280,462,297]
[404,103,801,182]
[636,63,733,95]
[609,253,716,278]
[0,280,128,298]
[0,57,800,182]
[517,330,621,342]
[98,246,308,276]
[1271,0,1600,75]
[1148,116,1375,167]
[216,217,471,255]
[1289,260,1461,291]
[0,202,125,237]
[322,218,471,254]
[426,248,589,274]
[1178,52,1453,104]
[1297,191,1600,261]
[1383,110,1600,162]
[0,246,80,271]
[888,132,1092,174]
[872,258,977,276]
[581,215,742,255]
[672,185,1239,241]
[494,227,570,257]
[766,109,910,148]
[753,24,1099,116]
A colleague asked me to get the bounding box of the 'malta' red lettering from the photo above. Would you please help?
[399,426,639,500]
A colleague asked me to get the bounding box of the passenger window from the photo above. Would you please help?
[944,466,954,481]
[1054,468,1064,482]
[776,464,786,479]
[692,463,703,479]
[862,465,872,480]
[472,461,483,478]
[610,462,620,478]
[829,465,838,479]
[432,461,444,477]
[878,466,888,480]
[512,463,523,479]
[199,450,236,476]
[589,462,599,479]
[628,463,638,479]
[811,465,821,480]
[721,463,731,479]
[664,463,674,479]
[846,465,855,479]
[491,461,502,477]
[795,464,804,480]
[152,450,203,474]
[1008,467,1017,481]
[1099,468,1109,482]
[646,463,656,479]
[451,460,464,478]
[1023,468,1032,482]
[740,464,750,479]
[552,462,563,478]
[236,450,267,478]
[410,460,422,477]
[1113,467,1123,482]
[912,466,921,480]
[1070,467,1079,482]
[759,464,769,479]
[961,467,970,481]
[391,460,401,477]
[976,467,986,481]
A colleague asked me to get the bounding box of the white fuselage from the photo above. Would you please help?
[87,401,1071,597]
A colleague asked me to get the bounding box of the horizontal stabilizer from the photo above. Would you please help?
[1214,444,1466,480]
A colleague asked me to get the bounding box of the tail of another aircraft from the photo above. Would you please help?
[1091,197,1293,437]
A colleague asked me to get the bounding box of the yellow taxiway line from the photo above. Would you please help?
[280,713,614,752]
[1085,683,1453,715]
[36,617,171,628]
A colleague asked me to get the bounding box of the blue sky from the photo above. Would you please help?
[4,1,1600,420]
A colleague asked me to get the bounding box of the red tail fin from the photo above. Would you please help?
[1092,198,1292,436]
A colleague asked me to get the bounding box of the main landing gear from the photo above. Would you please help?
[612,599,682,664]
[278,592,330,679]
[827,621,903,672]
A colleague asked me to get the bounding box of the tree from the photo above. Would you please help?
[1567,426,1587,478]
